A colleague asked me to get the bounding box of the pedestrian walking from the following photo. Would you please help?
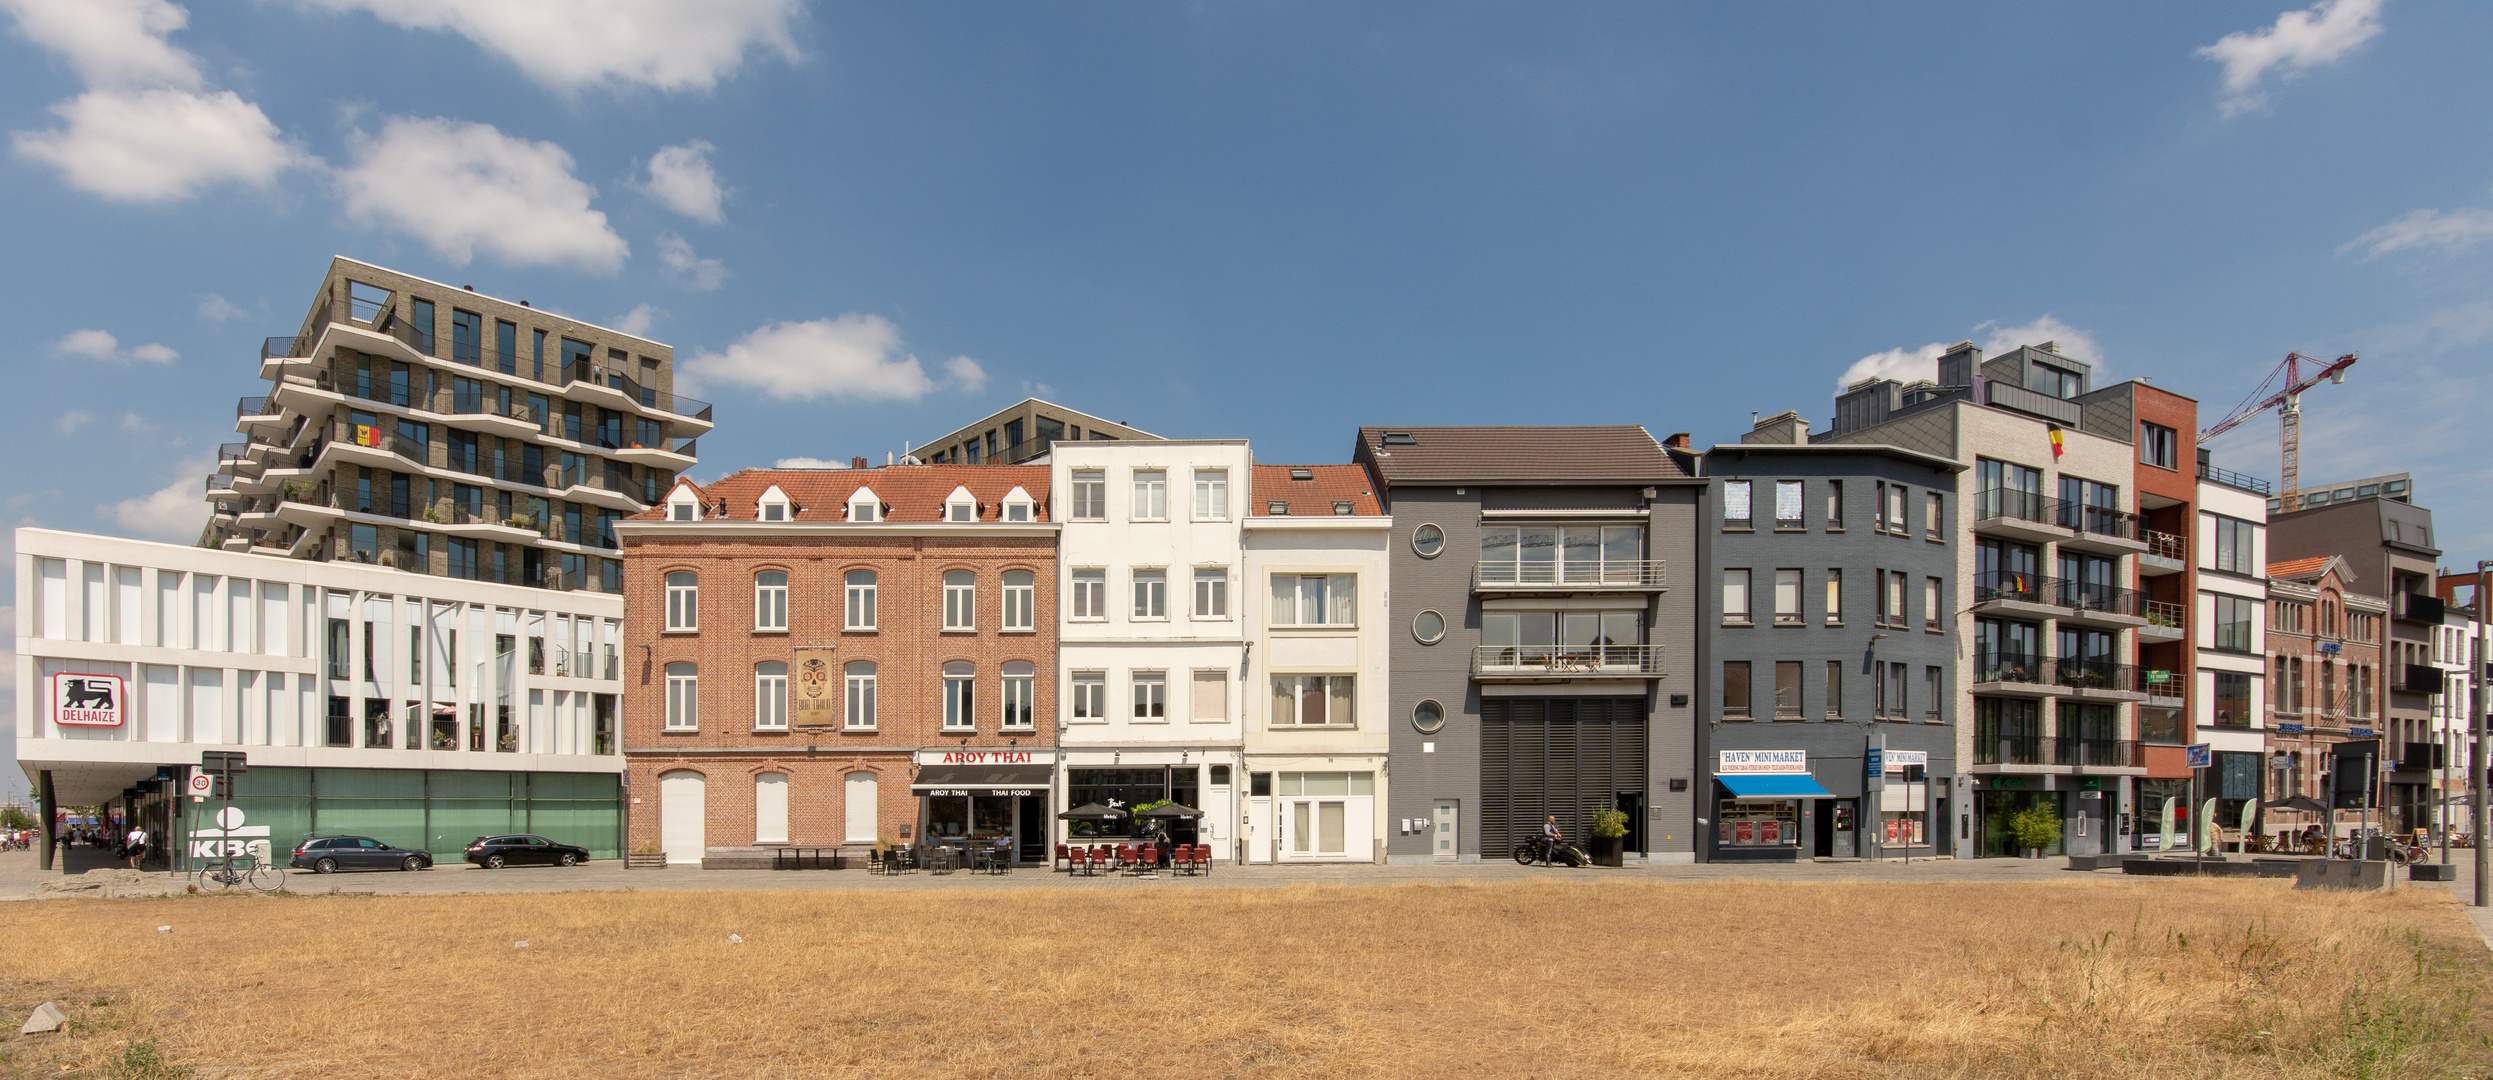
[124,823,147,868]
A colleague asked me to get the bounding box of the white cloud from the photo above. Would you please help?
[98,456,211,543]
[658,234,727,291]
[13,88,303,202]
[944,356,988,394]
[0,0,201,88]
[637,141,726,223]
[2340,207,2493,260]
[299,0,802,93]
[2198,0,2385,118]
[772,457,848,469]
[684,315,986,403]
[614,303,659,337]
[1021,380,1058,399]
[52,328,176,363]
[196,293,243,324]
[1836,343,1945,389]
[1837,316,2103,389]
[118,411,145,431]
[56,410,94,435]
[336,116,628,272]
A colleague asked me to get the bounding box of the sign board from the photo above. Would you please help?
[50,672,125,727]
[1863,747,1883,779]
[912,748,1056,766]
[2349,726,2377,738]
[2185,743,2212,770]
[1882,750,1929,773]
[2276,722,2306,734]
[201,751,247,776]
[2320,641,2341,654]
[918,789,1040,798]
[189,805,271,862]
[1717,750,1806,775]
[2271,753,2293,772]
[791,649,838,726]
[2146,670,2173,684]
[186,773,215,800]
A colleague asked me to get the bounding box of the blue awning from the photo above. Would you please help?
[1718,773,1838,798]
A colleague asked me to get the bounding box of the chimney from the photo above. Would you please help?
[1664,432,1691,450]
[850,456,868,470]
[885,451,895,466]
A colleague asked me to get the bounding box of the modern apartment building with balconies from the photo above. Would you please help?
[205,258,710,594]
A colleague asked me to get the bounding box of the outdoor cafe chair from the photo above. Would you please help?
[1054,844,1071,872]
[1115,843,1134,871]
[1192,845,1210,875]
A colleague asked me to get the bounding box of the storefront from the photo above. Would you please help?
[1711,750,1837,862]
[1243,766,1379,863]
[911,749,1053,866]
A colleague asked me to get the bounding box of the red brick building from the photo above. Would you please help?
[2263,555,2387,844]
[616,465,1056,866]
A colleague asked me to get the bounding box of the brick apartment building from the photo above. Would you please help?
[615,465,1057,867]
[2262,555,2386,843]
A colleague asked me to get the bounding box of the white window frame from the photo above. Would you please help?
[664,571,697,632]
[754,662,788,730]
[753,570,788,632]
[1272,674,1355,727]
[1070,569,1107,620]
[1133,569,1168,619]
[1002,570,1035,631]
[1193,567,1229,619]
[844,662,876,730]
[1268,573,1357,627]
[942,570,976,631]
[847,489,881,523]
[1132,470,1168,521]
[844,570,877,630]
[1070,671,1107,723]
[945,485,978,523]
[941,663,974,731]
[1001,663,1035,729]
[1193,469,1229,520]
[1132,670,1168,720]
[664,662,698,731]
[1722,569,1751,623]
[1192,668,1228,722]
[1070,471,1107,520]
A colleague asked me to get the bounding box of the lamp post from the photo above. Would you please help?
[2475,560,2489,906]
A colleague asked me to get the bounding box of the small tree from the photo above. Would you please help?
[1589,803,1630,839]
[0,805,36,830]
[2008,804,2063,853]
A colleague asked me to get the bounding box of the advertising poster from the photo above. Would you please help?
[791,648,837,725]
[1734,820,1754,845]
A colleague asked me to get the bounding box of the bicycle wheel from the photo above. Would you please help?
[249,864,286,893]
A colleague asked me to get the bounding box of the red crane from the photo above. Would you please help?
[2198,352,2357,508]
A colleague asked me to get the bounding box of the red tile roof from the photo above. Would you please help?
[2266,556,2337,581]
[634,465,1050,522]
[1251,465,1383,517]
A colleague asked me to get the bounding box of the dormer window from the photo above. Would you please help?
[1001,485,1035,523]
[1289,468,1314,481]
[944,485,979,523]
[1333,500,1354,515]
[848,487,882,523]
[1267,500,1289,515]
[757,485,792,523]
[665,484,702,522]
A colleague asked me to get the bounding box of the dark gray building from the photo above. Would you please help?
[1699,413,1964,861]
[1356,426,1704,863]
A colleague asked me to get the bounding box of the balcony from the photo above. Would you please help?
[1474,558,1666,593]
[1972,733,2140,771]
[2396,592,2446,625]
[204,473,243,500]
[2055,502,2148,556]
[2052,579,2147,629]
[2138,599,2186,641]
[2400,663,2446,695]
[609,436,700,470]
[1972,489,2068,544]
[2137,530,2186,575]
[2055,658,2145,700]
[2197,460,2271,496]
[1972,571,2060,621]
[1972,652,2063,696]
[1471,644,1664,680]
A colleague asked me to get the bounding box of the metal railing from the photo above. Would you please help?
[1972,651,2051,685]
[1475,559,1666,588]
[1471,644,1664,676]
[269,300,710,421]
[2052,578,2140,618]
[1973,731,2138,767]
[204,474,238,493]
[237,396,273,418]
[2143,529,2186,561]
[330,420,428,468]
[2143,599,2185,630]
[557,359,713,422]
[1974,571,2047,605]
[2057,501,2141,541]
[1974,488,2056,526]
[2197,460,2272,496]
[2054,658,2139,693]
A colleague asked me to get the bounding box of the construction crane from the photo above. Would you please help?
[2198,352,2357,509]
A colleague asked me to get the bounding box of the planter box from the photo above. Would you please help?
[625,853,667,869]
[2410,862,2458,882]
[1589,835,1625,867]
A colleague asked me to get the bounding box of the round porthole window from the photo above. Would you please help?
[1411,523,1445,558]
[1412,610,1446,644]
[1412,699,1446,734]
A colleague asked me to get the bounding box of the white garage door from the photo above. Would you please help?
[661,770,706,865]
[755,773,789,844]
[844,771,878,843]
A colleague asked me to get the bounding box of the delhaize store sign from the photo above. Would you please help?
[1718,750,1807,775]
[912,749,1057,766]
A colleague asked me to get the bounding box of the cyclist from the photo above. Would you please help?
[1540,815,1564,866]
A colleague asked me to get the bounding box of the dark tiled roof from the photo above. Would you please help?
[633,465,1050,522]
[1355,425,1686,483]
[1251,465,1383,517]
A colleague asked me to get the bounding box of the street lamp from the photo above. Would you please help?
[2476,560,2489,907]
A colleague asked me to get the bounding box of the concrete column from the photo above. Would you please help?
[37,770,56,871]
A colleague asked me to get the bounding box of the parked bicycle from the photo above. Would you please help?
[193,852,286,894]
[1511,835,1592,867]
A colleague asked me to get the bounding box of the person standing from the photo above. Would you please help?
[1541,815,1563,866]
[124,822,147,869]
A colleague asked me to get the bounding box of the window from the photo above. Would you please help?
[1723,480,1753,527]
[1194,470,1229,519]
[664,571,697,631]
[2213,515,2255,574]
[847,490,880,522]
[669,498,696,522]
[664,663,697,730]
[2033,361,2083,399]
[1412,610,1446,644]
[1070,672,1106,721]
[1825,479,1844,529]
[1976,458,2044,521]
[1773,569,1801,625]
[1722,569,1751,623]
[1003,496,1031,522]
[1477,525,1643,584]
[1132,569,1168,618]
[1193,567,1228,618]
[942,661,975,730]
[1885,662,1909,718]
[945,490,977,522]
[1824,661,1843,720]
[1722,661,1751,719]
[759,490,790,522]
[1193,669,1228,721]
[1883,482,1908,533]
[1926,492,1944,536]
[844,661,876,729]
[1271,675,1354,726]
[844,570,877,630]
[1132,470,1168,519]
[1774,481,1804,528]
[1071,470,1106,519]
[1824,569,1842,624]
[1133,671,1167,719]
[1002,570,1035,630]
[2139,421,2178,469]
[943,570,976,630]
[754,571,788,631]
[1774,661,1802,720]
[2214,595,2256,652]
[755,662,788,730]
[1924,667,1942,721]
[1002,662,1035,728]
[2213,671,2251,727]
[1411,523,1445,557]
[1071,569,1107,619]
[1270,574,1357,625]
[1925,577,1943,631]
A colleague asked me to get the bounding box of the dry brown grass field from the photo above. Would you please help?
[0,877,2487,1079]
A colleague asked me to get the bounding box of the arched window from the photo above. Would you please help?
[1002,570,1035,630]
[844,661,876,729]
[754,570,788,631]
[665,571,698,631]
[664,662,698,730]
[943,569,975,630]
[1002,661,1035,729]
[754,661,788,729]
[942,660,975,730]
[845,570,877,630]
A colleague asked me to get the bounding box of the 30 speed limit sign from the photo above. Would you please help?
[187,772,214,801]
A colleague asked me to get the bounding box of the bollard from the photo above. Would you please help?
[57,838,71,876]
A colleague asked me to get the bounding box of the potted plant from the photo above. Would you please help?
[422,505,447,524]
[1588,803,1630,867]
[2008,803,2063,859]
[627,840,666,869]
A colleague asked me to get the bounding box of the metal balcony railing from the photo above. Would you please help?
[270,300,710,421]
[2054,659,2139,693]
[1471,644,1664,677]
[1972,652,2051,685]
[1973,729,2137,768]
[330,420,428,468]
[237,395,273,418]
[2143,530,2186,561]
[2197,460,2272,496]
[1974,570,2046,604]
[2052,579,2141,618]
[1974,488,2056,526]
[1475,559,1666,588]
[2143,599,2186,630]
[2056,501,2142,541]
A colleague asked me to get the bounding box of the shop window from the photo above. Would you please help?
[1717,798,1798,848]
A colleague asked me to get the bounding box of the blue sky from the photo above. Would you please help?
[3,1,2489,798]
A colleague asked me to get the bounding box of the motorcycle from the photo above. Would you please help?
[1512,835,1592,867]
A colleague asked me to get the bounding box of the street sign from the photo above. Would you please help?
[2185,743,2212,770]
[201,751,247,776]
[186,773,214,800]
[1864,747,1883,778]
[2277,722,2306,734]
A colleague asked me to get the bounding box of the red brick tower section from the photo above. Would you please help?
[2128,383,2199,781]
[616,465,1056,866]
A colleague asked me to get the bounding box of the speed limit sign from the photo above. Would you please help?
[187,772,214,801]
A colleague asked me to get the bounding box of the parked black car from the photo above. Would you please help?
[291,835,433,873]
[464,834,591,869]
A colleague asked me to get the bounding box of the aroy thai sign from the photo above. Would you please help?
[912,749,1055,766]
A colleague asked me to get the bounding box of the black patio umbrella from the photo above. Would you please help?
[1137,802,1204,819]
[1057,802,1128,822]
[2261,795,2330,815]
